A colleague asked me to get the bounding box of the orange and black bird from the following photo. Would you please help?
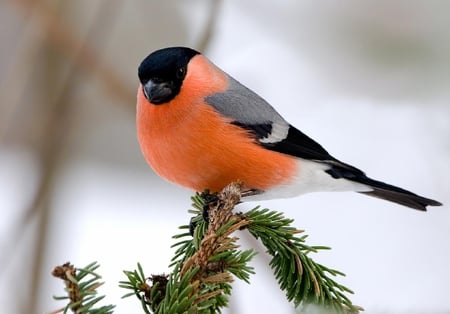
[136,47,442,211]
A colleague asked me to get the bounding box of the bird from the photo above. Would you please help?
[136,46,442,211]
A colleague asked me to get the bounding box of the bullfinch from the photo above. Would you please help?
[136,46,442,211]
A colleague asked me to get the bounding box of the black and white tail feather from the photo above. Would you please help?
[325,160,441,211]
[205,74,442,211]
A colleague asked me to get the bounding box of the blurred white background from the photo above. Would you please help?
[1,1,449,313]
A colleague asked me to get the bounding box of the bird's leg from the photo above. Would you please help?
[241,188,264,198]
[200,190,219,222]
[189,190,219,236]
[188,217,197,236]
[189,186,259,236]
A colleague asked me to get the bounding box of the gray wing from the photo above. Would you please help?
[205,74,290,143]
[206,75,286,125]
[204,74,337,161]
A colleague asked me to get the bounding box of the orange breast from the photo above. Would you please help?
[136,55,297,192]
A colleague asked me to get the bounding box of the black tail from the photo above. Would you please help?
[326,165,442,211]
[357,179,442,211]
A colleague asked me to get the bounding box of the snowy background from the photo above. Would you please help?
[1,1,449,313]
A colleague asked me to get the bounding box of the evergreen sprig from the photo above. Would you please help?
[50,262,115,314]
[245,207,362,313]
[52,183,362,313]
[120,182,362,313]
[119,263,155,313]
[121,183,256,313]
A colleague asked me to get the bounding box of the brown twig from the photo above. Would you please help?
[180,182,252,305]
[51,263,80,312]
[50,262,106,314]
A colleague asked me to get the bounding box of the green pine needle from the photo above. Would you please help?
[119,187,362,313]
[51,262,115,314]
[245,207,361,313]
[53,184,361,314]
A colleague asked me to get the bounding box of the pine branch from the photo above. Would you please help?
[244,208,362,313]
[49,183,362,313]
[121,183,256,313]
[50,262,115,314]
[120,182,363,313]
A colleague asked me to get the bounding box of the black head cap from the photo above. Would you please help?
[138,47,200,105]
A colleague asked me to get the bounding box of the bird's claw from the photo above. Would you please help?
[189,190,219,236]
[200,190,219,222]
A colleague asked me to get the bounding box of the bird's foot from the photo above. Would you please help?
[241,188,264,198]
[189,190,219,236]
[200,190,219,222]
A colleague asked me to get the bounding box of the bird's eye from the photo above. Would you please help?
[176,67,186,79]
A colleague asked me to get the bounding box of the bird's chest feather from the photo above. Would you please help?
[137,88,297,192]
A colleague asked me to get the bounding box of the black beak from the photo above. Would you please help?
[143,80,173,104]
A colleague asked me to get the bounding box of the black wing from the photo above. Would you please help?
[205,73,363,173]
[239,122,366,175]
[261,124,334,162]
